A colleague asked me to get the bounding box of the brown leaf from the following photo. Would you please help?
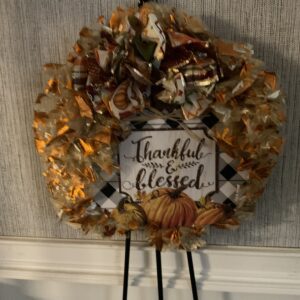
[75,95,93,119]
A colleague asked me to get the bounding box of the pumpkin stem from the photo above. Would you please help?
[169,185,188,199]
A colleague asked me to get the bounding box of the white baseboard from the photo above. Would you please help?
[0,237,299,295]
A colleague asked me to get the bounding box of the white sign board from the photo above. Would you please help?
[119,128,217,201]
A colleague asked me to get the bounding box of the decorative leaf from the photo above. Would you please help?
[128,15,143,34]
[133,35,157,62]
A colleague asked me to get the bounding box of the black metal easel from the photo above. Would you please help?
[122,239,199,300]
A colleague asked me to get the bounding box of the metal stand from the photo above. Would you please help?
[156,250,164,300]
[122,237,199,300]
[122,231,131,300]
[187,251,199,300]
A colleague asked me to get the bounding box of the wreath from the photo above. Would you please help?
[33,2,285,250]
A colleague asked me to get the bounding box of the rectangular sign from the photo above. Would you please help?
[119,128,217,201]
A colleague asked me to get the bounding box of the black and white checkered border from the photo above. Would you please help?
[95,113,249,209]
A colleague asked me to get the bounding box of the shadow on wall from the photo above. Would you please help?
[0,281,39,300]
[0,279,193,300]
[1,279,299,300]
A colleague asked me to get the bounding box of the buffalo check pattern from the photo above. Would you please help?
[95,112,249,209]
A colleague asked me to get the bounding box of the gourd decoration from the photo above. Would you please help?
[142,186,198,229]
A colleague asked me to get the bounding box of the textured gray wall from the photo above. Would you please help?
[0,0,299,247]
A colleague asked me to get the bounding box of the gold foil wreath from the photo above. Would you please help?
[33,3,285,250]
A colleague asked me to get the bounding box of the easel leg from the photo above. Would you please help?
[187,251,199,300]
[156,249,164,300]
[122,231,131,300]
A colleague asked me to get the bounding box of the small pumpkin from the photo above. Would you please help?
[142,186,197,229]
[193,205,225,229]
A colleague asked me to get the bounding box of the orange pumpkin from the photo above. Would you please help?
[193,206,225,229]
[142,186,197,229]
